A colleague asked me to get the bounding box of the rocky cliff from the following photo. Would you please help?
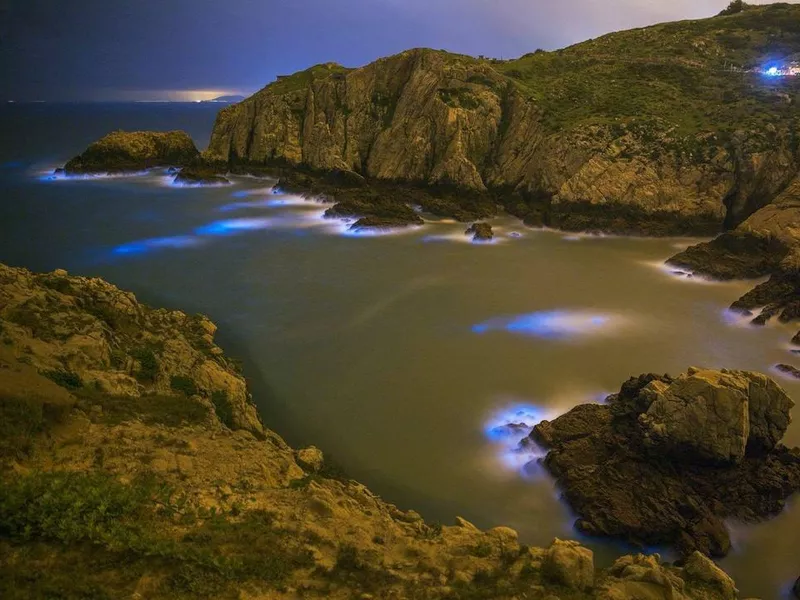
[204,4,800,234]
[0,264,745,599]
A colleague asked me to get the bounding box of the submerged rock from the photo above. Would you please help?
[465,222,493,241]
[62,130,199,174]
[531,368,800,557]
[776,364,800,380]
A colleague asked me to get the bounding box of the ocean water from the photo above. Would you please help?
[0,103,798,598]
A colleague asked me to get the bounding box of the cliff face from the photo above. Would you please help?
[205,4,800,232]
[0,264,744,599]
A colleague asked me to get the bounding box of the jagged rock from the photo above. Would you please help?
[542,538,594,591]
[531,368,800,557]
[297,446,325,472]
[777,364,800,380]
[62,130,199,174]
[637,368,793,464]
[465,222,493,241]
[683,553,737,600]
[667,175,800,347]
[0,263,264,436]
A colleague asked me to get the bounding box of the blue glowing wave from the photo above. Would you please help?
[472,310,613,340]
[483,402,554,478]
[112,236,200,255]
[194,218,272,236]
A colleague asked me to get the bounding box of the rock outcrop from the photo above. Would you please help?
[62,130,200,174]
[530,368,800,558]
[668,172,800,352]
[0,264,262,435]
[0,265,748,599]
[173,165,231,186]
[465,222,494,241]
[202,4,800,235]
[793,576,800,599]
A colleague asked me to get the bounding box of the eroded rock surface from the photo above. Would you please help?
[531,368,800,558]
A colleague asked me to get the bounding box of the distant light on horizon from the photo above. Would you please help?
[85,88,249,102]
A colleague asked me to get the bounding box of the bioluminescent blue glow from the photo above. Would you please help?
[231,190,250,198]
[39,169,150,182]
[483,403,554,477]
[766,66,780,76]
[472,310,620,340]
[112,236,200,256]
[721,308,754,327]
[195,218,273,236]
[168,176,231,188]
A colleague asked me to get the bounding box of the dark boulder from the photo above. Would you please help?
[776,364,800,380]
[465,222,493,241]
[793,576,800,599]
[173,166,230,186]
[531,367,800,557]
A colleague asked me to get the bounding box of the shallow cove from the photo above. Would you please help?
[1,103,799,599]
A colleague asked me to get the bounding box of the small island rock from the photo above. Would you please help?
[63,130,199,174]
[465,222,493,241]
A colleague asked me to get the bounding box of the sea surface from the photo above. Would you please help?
[1,103,798,598]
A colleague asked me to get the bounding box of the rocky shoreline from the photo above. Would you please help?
[0,263,749,599]
[529,368,800,559]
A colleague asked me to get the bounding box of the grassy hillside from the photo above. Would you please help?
[494,2,800,134]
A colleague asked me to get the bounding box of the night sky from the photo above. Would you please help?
[1,0,797,101]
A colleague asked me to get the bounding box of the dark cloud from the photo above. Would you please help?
[0,0,797,100]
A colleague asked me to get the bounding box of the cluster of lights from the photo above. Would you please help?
[763,63,800,78]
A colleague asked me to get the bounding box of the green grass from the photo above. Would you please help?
[265,62,351,96]
[493,3,800,135]
[0,394,71,460]
[0,471,315,599]
[41,369,83,390]
[131,347,159,382]
[170,376,198,397]
[75,389,209,428]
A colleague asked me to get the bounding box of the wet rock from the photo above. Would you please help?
[173,165,230,186]
[776,364,800,380]
[531,368,800,557]
[542,538,594,591]
[465,222,493,241]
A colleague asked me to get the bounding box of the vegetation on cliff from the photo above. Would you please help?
[203,3,800,235]
[0,264,746,599]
